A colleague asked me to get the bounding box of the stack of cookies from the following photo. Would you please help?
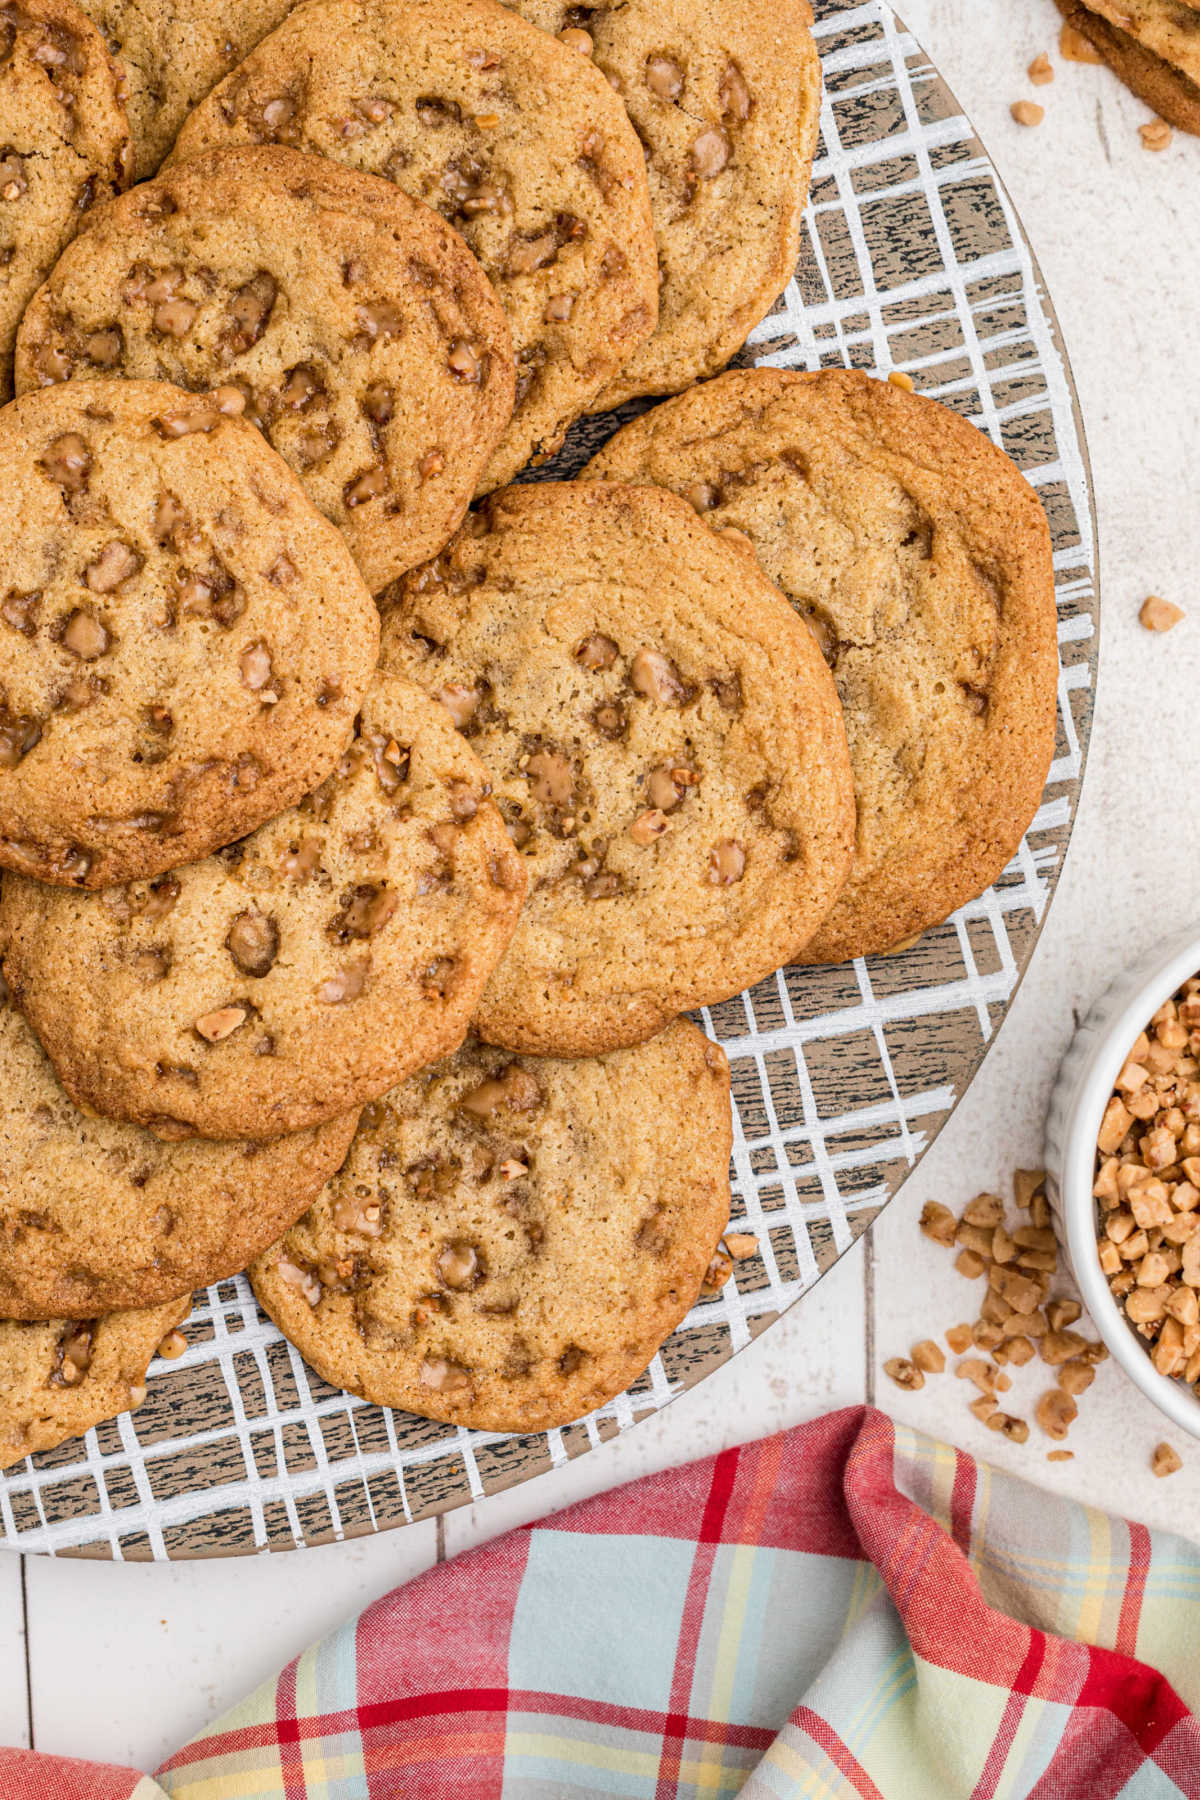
[1055,2,1200,133]
[0,0,1059,1472]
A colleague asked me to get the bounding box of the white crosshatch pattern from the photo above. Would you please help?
[0,0,1098,1558]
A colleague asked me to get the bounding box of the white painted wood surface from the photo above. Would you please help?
[5,0,1200,1768]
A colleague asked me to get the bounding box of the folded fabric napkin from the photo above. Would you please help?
[3,1404,1198,1798]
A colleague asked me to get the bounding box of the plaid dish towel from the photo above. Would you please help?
[4,1405,1199,1798]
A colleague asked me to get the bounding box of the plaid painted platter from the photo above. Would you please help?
[0,0,1098,1560]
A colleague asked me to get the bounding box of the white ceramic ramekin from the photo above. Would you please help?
[1045,928,1200,1440]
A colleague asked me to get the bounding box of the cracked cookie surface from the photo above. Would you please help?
[251,1022,731,1432]
[379,480,854,1054]
[0,0,130,401]
[0,1293,188,1468]
[0,974,359,1317]
[501,0,820,408]
[585,368,1058,963]
[73,0,298,178]
[1055,1,1200,131]
[0,672,528,1139]
[168,0,659,488]
[17,148,516,592]
[0,379,380,887]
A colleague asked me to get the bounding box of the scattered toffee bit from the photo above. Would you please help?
[886,1168,1110,1460]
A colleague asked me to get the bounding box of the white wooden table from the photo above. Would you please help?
[5,0,1200,1769]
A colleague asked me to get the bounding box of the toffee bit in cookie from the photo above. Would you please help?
[460,1064,541,1117]
[707,839,745,885]
[40,433,92,493]
[1140,595,1184,632]
[630,646,685,705]
[61,609,111,661]
[436,1240,483,1289]
[420,1356,473,1393]
[277,1254,322,1306]
[630,808,670,845]
[317,959,370,1004]
[436,683,481,729]
[225,910,279,977]
[85,541,142,593]
[1059,21,1103,61]
[575,631,618,671]
[194,1004,249,1044]
[691,125,730,178]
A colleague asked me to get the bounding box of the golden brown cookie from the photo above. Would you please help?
[379,480,854,1053]
[0,975,358,1318]
[1055,1,1200,133]
[501,0,821,408]
[74,0,298,178]
[585,368,1059,964]
[0,0,130,401]
[167,0,659,487]
[0,1294,188,1468]
[251,1022,731,1432]
[0,673,528,1140]
[17,148,516,593]
[0,379,380,888]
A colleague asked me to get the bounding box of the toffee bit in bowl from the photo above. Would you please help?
[1095,977,1200,1393]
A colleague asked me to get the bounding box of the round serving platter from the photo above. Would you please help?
[1,0,1098,1559]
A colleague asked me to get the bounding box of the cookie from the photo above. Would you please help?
[0,379,380,888]
[0,974,359,1318]
[501,0,820,409]
[585,368,1059,964]
[17,148,517,593]
[0,0,129,402]
[167,0,659,488]
[74,0,298,178]
[251,1022,731,1432]
[0,1294,188,1469]
[1055,1,1200,132]
[379,481,854,1054]
[0,672,528,1140]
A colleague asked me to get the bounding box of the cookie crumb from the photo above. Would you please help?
[1139,595,1185,633]
[1139,118,1172,152]
[1011,100,1045,127]
[1028,54,1054,85]
[1152,1441,1182,1478]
